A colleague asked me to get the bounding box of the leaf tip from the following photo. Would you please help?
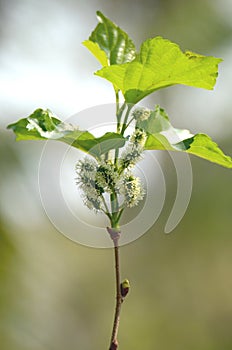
[96,10,104,21]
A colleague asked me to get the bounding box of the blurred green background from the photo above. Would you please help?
[0,0,232,349]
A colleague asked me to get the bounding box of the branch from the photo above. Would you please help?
[107,227,126,350]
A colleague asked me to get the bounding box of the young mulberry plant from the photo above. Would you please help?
[7,11,232,350]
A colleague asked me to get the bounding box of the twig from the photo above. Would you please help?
[107,228,123,350]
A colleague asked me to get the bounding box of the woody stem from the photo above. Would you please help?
[107,228,123,350]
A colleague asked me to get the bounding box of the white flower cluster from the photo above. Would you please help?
[130,128,147,147]
[132,107,151,121]
[119,173,145,208]
[95,161,119,192]
[120,129,147,169]
[75,129,147,213]
[75,158,104,211]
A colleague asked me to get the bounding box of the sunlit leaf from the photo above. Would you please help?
[75,132,126,158]
[175,134,232,168]
[84,11,136,66]
[146,132,232,168]
[135,105,171,134]
[7,109,62,141]
[136,106,232,168]
[96,36,222,103]
[82,40,108,66]
[7,109,126,158]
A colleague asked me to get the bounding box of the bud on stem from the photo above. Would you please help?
[109,339,118,350]
[120,279,130,298]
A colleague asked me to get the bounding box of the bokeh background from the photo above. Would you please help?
[0,0,232,349]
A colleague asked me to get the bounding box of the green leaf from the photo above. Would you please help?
[145,133,174,151]
[7,109,62,141]
[174,134,232,168]
[146,132,232,168]
[96,36,222,103]
[74,132,126,158]
[82,40,108,66]
[136,105,171,134]
[7,109,126,158]
[136,105,232,168]
[84,11,136,66]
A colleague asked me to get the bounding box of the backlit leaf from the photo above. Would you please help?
[7,109,126,158]
[174,134,232,168]
[137,106,232,168]
[96,36,222,103]
[85,11,136,66]
[82,40,108,66]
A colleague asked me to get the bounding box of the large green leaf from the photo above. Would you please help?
[136,105,232,168]
[96,36,222,103]
[83,11,136,66]
[7,109,126,158]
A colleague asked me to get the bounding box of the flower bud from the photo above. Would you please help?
[120,279,130,298]
[109,339,118,350]
[132,107,151,121]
